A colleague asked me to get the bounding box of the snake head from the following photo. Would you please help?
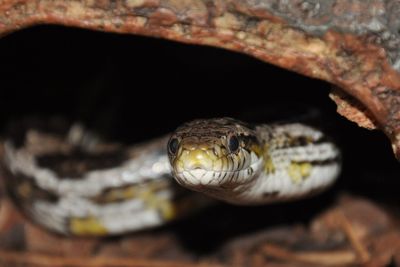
[168,118,264,195]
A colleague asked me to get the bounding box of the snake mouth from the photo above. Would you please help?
[173,156,264,187]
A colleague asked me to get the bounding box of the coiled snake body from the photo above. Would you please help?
[2,117,341,236]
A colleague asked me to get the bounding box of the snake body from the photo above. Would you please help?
[168,118,341,205]
[2,122,205,236]
[2,117,341,235]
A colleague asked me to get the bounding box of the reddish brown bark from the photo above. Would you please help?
[1,0,400,157]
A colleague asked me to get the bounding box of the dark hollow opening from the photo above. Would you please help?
[0,25,399,255]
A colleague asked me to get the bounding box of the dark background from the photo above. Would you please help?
[0,26,399,249]
[0,25,341,141]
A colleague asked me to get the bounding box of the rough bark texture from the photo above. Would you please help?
[2,193,400,266]
[1,0,400,158]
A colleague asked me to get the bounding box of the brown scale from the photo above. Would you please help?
[3,169,59,204]
[36,149,128,178]
[171,118,259,154]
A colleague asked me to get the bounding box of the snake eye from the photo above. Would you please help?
[228,135,239,153]
[168,138,179,155]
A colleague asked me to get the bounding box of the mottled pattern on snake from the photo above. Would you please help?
[168,118,341,205]
[2,117,341,236]
[2,123,204,236]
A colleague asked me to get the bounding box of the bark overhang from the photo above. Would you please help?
[1,0,400,158]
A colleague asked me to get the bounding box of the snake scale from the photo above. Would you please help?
[2,117,341,236]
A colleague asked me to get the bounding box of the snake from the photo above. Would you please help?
[2,120,207,236]
[168,118,341,205]
[1,117,341,236]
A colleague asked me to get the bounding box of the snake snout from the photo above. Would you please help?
[179,148,215,171]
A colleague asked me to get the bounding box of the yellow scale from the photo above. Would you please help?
[69,179,176,236]
[262,140,313,184]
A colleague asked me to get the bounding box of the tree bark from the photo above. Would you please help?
[1,0,400,157]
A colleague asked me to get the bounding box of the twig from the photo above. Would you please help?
[0,250,225,267]
[334,209,371,263]
[262,243,357,266]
